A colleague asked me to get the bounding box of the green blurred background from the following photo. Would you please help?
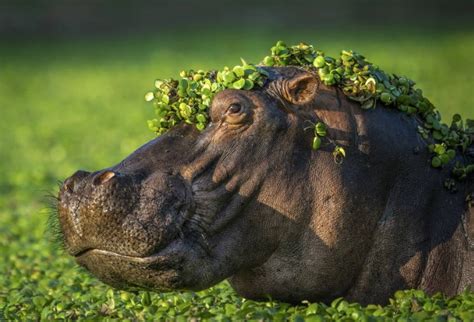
[1,0,473,319]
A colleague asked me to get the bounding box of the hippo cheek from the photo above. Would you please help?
[75,239,189,291]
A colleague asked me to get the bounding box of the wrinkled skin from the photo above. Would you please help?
[58,67,473,305]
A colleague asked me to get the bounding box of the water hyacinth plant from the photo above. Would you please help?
[145,41,473,180]
[145,60,266,135]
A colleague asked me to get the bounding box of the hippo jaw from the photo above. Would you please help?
[74,239,187,291]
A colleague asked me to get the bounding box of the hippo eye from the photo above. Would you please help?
[228,103,242,114]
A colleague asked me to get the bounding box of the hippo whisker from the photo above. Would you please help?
[44,191,65,251]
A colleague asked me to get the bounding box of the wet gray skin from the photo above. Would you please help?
[57,67,473,305]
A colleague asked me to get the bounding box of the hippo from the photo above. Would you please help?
[57,66,473,305]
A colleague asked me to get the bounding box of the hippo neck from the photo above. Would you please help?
[419,186,473,295]
[457,199,474,293]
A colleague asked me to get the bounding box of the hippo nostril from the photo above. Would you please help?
[63,170,90,193]
[64,178,75,193]
[93,170,117,186]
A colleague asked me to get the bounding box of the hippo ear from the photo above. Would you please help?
[284,73,319,105]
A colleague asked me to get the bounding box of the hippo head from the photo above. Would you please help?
[58,67,335,292]
[60,64,460,304]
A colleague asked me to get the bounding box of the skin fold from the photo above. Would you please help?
[57,66,473,305]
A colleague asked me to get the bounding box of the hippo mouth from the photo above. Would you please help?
[73,237,180,264]
[74,248,166,263]
[72,237,190,291]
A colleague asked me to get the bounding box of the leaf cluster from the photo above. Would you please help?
[146,41,474,179]
[146,61,266,135]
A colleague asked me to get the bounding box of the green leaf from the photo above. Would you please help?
[312,136,322,150]
[322,73,335,85]
[433,131,443,140]
[431,156,442,168]
[361,98,375,109]
[306,303,319,315]
[332,146,346,164]
[313,56,326,68]
[196,113,207,123]
[263,56,274,66]
[141,292,151,306]
[336,147,346,157]
[223,71,236,84]
[433,144,446,155]
[439,153,451,164]
[178,78,188,90]
[380,92,392,104]
[144,92,155,102]
[243,79,254,90]
[232,66,245,77]
[315,122,327,137]
[154,80,164,88]
[179,103,192,118]
[232,78,246,89]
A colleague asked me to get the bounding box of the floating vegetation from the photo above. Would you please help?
[146,41,473,179]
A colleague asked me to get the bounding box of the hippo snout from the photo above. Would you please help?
[58,168,192,261]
